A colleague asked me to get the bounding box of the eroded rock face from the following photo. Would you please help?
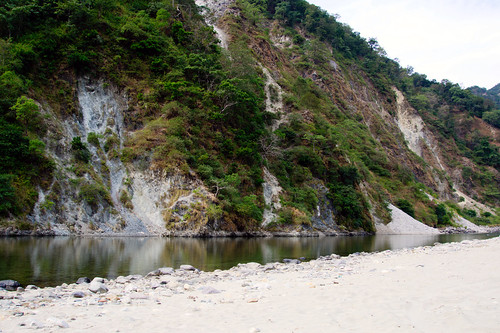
[195,0,234,49]
[29,78,215,235]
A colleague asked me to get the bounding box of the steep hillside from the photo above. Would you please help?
[0,0,498,235]
[469,83,500,109]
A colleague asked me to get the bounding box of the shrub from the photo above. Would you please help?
[435,204,451,225]
[463,209,477,218]
[395,199,415,218]
[79,182,111,208]
[0,174,15,215]
[87,132,100,146]
[71,137,90,163]
[235,195,262,222]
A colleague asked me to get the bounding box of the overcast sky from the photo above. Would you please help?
[308,0,500,89]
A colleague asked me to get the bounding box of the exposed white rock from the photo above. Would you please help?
[453,215,487,233]
[262,167,282,226]
[376,204,439,235]
[261,66,286,131]
[195,0,234,49]
[454,187,495,215]
[393,88,445,170]
[270,33,292,49]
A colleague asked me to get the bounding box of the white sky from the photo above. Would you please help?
[308,0,500,89]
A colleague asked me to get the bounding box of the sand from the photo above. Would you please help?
[1,237,500,333]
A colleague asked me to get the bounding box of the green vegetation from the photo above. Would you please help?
[395,199,415,218]
[0,0,497,232]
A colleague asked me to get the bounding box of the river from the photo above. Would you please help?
[1,233,498,287]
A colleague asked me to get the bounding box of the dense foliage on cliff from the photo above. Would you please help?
[0,0,270,229]
[0,0,498,231]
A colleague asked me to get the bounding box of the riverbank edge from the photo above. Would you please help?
[1,226,500,237]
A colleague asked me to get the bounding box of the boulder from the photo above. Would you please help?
[158,267,175,275]
[88,281,108,294]
[179,265,197,271]
[91,277,105,284]
[0,280,21,291]
[76,277,91,284]
[146,267,174,277]
[282,259,301,264]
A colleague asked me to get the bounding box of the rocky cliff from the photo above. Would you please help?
[0,0,498,235]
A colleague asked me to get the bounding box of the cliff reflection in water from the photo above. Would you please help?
[0,233,497,287]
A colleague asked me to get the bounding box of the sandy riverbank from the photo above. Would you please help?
[1,237,500,332]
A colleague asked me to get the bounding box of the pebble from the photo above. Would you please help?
[130,293,149,300]
[198,286,221,294]
[72,291,86,298]
[23,319,45,328]
[46,317,70,328]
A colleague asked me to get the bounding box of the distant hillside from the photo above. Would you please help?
[469,83,500,108]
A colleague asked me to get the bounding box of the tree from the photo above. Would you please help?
[482,110,500,128]
[11,96,40,130]
[435,204,450,225]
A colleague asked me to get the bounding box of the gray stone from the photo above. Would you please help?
[115,276,128,284]
[0,280,21,291]
[124,284,138,293]
[282,258,301,264]
[91,277,105,284]
[26,285,39,290]
[158,267,175,275]
[147,268,173,277]
[146,270,161,277]
[72,291,85,298]
[179,265,196,271]
[88,281,108,294]
[130,293,148,300]
[46,317,69,328]
[24,319,45,328]
[198,286,221,294]
[263,263,276,271]
[76,277,91,284]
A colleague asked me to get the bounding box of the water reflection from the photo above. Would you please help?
[0,233,497,287]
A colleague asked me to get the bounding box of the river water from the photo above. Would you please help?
[1,233,498,287]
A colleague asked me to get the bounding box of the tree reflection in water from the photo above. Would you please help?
[0,233,496,287]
